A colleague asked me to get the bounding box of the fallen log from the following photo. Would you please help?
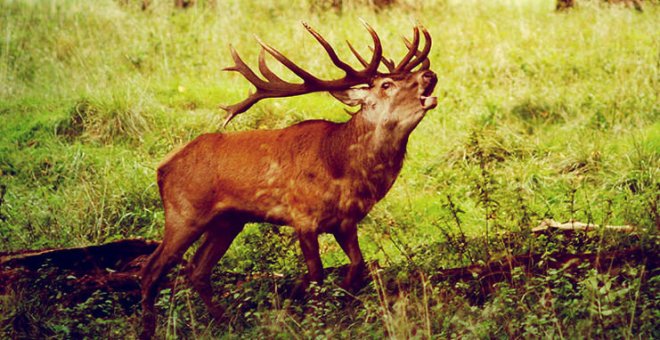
[0,238,160,270]
[0,239,159,297]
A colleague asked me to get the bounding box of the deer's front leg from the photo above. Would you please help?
[298,230,324,285]
[333,223,366,292]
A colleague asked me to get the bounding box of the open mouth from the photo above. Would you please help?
[422,82,435,97]
[420,81,438,109]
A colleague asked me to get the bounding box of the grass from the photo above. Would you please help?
[0,0,658,338]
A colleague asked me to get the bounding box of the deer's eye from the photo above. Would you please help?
[381,81,394,90]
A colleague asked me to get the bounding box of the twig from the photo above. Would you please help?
[531,219,635,233]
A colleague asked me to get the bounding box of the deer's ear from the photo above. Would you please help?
[330,87,369,106]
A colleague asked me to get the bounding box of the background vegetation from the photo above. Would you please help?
[0,0,658,338]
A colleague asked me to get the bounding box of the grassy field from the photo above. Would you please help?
[1,0,658,338]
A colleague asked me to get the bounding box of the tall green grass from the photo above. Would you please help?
[0,0,658,338]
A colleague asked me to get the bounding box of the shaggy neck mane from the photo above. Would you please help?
[321,112,409,199]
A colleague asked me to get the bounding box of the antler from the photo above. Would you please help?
[347,25,432,74]
[221,21,383,127]
[221,22,432,127]
[401,26,432,71]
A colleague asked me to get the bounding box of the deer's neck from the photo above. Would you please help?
[323,114,410,200]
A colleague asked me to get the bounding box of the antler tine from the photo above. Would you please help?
[404,26,432,71]
[401,37,430,70]
[359,20,383,76]
[347,41,369,68]
[302,22,360,77]
[347,22,385,75]
[393,26,419,72]
[399,35,430,71]
[382,57,396,72]
[256,36,324,86]
[224,45,270,89]
[220,91,267,128]
[353,43,397,73]
[258,48,286,83]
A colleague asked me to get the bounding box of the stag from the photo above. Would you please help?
[140,22,437,338]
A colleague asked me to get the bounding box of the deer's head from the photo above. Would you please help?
[331,70,437,134]
[221,22,437,132]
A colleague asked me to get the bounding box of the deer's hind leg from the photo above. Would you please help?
[140,212,208,339]
[187,216,245,321]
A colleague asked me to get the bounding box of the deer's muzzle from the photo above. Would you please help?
[420,71,438,109]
